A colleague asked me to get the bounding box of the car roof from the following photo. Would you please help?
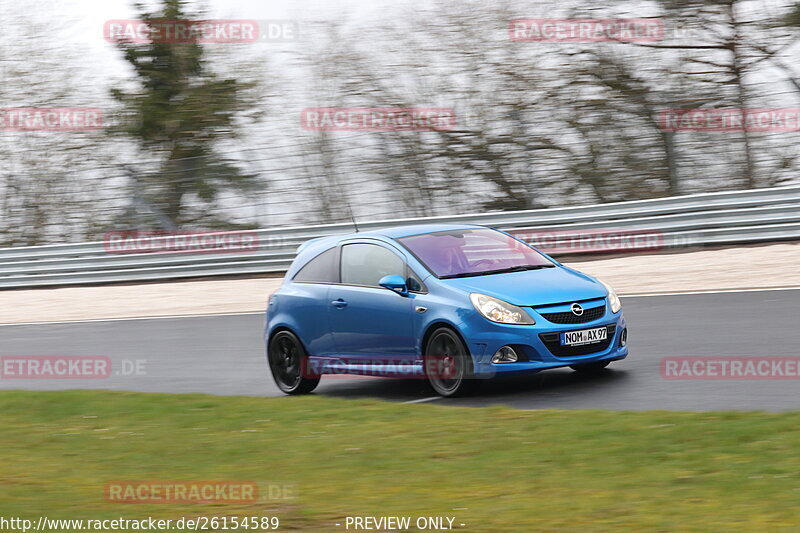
[293,223,487,259]
[289,224,494,279]
[360,223,485,239]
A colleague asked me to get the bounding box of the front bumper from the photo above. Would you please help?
[461,307,628,378]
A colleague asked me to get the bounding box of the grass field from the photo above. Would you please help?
[2,390,800,532]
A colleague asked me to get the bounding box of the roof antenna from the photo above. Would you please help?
[342,195,359,232]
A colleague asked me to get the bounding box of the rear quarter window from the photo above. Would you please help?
[293,247,339,283]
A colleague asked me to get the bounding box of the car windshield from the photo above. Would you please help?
[397,228,554,278]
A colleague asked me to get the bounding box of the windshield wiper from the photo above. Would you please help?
[441,264,554,279]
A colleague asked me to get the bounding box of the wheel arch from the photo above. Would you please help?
[267,325,310,356]
[420,321,471,358]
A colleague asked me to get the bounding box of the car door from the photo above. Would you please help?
[288,246,340,357]
[328,242,416,361]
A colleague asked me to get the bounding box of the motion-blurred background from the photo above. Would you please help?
[1,0,799,245]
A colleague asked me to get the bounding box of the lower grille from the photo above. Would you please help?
[540,305,605,324]
[540,325,616,357]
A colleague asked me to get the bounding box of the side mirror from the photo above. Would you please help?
[378,274,409,296]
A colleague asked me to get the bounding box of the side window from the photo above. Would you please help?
[293,248,339,283]
[341,243,405,287]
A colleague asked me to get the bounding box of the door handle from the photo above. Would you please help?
[331,299,348,309]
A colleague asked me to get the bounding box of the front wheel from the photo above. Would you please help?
[268,330,320,395]
[424,327,477,397]
[570,361,610,374]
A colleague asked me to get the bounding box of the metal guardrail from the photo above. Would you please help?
[1,185,799,288]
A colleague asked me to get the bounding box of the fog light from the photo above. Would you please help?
[620,328,628,347]
[491,346,519,364]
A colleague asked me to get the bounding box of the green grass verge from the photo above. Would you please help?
[1,391,800,532]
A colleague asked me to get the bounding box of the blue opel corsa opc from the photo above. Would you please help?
[265,224,628,397]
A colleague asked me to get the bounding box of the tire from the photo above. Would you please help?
[424,327,477,397]
[268,330,320,395]
[570,361,610,374]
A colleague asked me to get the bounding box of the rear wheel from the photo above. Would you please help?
[268,330,320,394]
[570,361,610,374]
[424,327,477,397]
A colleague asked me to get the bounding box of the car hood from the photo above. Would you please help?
[441,266,607,307]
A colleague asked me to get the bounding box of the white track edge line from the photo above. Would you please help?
[1,286,799,326]
[622,286,800,297]
[403,397,442,404]
[0,311,265,327]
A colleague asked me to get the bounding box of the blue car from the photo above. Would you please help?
[265,224,628,397]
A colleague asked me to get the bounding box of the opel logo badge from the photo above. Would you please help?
[571,303,584,316]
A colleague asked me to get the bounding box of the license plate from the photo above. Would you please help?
[560,326,607,346]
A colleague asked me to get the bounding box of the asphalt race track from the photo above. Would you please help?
[2,289,799,411]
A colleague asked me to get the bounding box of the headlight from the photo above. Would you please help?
[599,280,621,313]
[470,293,535,325]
